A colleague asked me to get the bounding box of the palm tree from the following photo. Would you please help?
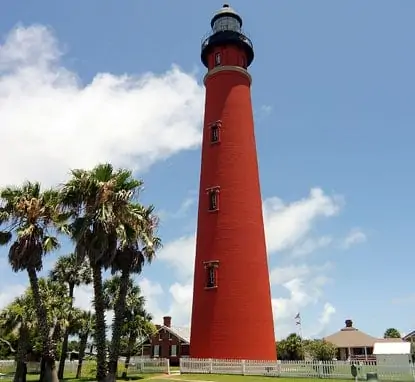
[103,276,143,311]
[105,204,160,382]
[122,307,155,377]
[277,333,304,360]
[0,182,67,382]
[60,163,144,381]
[36,278,71,382]
[70,310,95,379]
[49,253,92,379]
[104,276,156,378]
[0,294,36,382]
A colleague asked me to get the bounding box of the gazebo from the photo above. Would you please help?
[324,319,378,361]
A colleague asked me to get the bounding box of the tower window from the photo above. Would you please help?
[215,52,221,66]
[204,261,219,289]
[241,56,246,68]
[207,187,220,212]
[209,120,222,144]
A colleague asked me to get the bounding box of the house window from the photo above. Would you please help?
[153,345,160,357]
[168,332,172,341]
[204,261,219,289]
[207,188,219,212]
[158,330,163,341]
[215,52,221,66]
[209,121,222,144]
[171,345,177,357]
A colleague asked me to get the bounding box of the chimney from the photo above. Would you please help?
[163,316,172,328]
[345,319,353,328]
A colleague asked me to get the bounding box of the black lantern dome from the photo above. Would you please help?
[201,4,254,68]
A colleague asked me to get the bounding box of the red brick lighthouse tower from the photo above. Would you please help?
[190,4,276,361]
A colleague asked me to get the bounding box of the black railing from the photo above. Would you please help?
[201,29,253,51]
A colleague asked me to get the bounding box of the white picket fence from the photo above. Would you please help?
[0,358,170,376]
[180,358,415,381]
[129,357,170,374]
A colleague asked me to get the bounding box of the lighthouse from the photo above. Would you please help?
[189,4,276,360]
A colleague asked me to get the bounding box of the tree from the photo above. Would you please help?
[106,204,160,381]
[49,253,92,379]
[104,276,156,378]
[60,163,146,381]
[70,310,94,379]
[0,293,36,382]
[276,333,304,360]
[384,328,401,339]
[306,339,337,361]
[122,309,155,377]
[0,182,67,382]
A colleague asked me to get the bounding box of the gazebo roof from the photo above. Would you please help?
[324,319,378,348]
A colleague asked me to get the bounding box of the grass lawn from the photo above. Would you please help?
[0,374,158,382]
[147,375,353,382]
[0,373,361,382]
[0,361,159,382]
[0,372,358,382]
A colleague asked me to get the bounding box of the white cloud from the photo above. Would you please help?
[0,25,204,188]
[305,302,336,338]
[73,284,94,311]
[291,236,332,257]
[137,278,165,322]
[151,189,344,336]
[319,303,336,326]
[158,235,196,280]
[159,197,197,222]
[0,284,26,308]
[269,263,331,286]
[271,263,333,338]
[341,228,367,249]
[264,188,342,254]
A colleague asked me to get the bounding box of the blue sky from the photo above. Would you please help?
[0,0,414,340]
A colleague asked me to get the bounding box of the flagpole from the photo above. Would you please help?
[295,313,305,360]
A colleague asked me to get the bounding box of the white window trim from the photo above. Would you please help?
[153,344,160,357]
[171,344,177,357]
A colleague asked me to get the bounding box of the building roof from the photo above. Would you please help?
[169,326,191,343]
[324,319,378,348]
[376,337,404,343]
[403,330,415,341]
[138,325,190,346]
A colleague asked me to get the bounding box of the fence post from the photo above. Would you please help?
[209,359,213,374]
[241,360,246,375]
[318,361,323,378]
[166,359,170,375]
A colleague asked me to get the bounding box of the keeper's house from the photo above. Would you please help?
[139,316,190,366]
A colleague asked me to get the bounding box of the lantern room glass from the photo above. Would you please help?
[212,16,241,33]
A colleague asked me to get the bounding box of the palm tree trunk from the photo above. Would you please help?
[76,334,88,379]
[27,267,58,382]
[107,269,130,382]
[121,333,137,379]
[14,325,29,382]
[92,265,107,381]
[58,283,75,379]
[51,322,61,344]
